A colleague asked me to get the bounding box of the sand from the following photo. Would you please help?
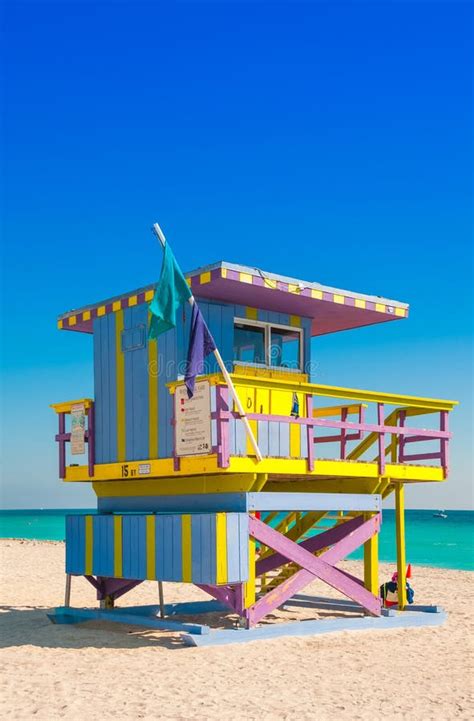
[0,539,473,720]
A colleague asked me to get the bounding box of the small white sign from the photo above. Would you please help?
[175,380,212,457]
[138,463,151,475]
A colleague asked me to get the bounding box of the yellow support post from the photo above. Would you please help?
[363,512,379,595]
[395,483,407,609]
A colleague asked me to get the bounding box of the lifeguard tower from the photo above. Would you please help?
[50,226,457,644]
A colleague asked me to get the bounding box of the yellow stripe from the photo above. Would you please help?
[395,307,405,317]
[114,516,122,577]
[246,419,258,456]
[57,320,63,329]
[145,290,154,302]
[289,315,301,327]
[97,305,106,317]
[181,515,192,582]
[375,303,386,313]
[85,515,93,575]
[128,295,137,307]
[355,298,366,309]
[244,534,256,608]
[115,310,126,461]
[68,316,77,326]
[146,515,156,580]
[240,272,253,284]
[290,421,301,458]
[221,268,227,279]
[148,334,158,458]
[288,283,300,294]
[311,289,323,299]
[200,271,211,284]
[112,300,121,312]
[333,294,345,304]
[246,307,258,320]
[82,310,91,321]
[215,513,227,584]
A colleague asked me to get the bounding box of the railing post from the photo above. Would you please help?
[216,385,230,468]
[395,483,407,610]
[440,411,449,477]
[306,395,314,471]
[58,412,66,479]
[340,407,348,459]
[377,403,385,475]
[87,402,95,477]
[398,410,406,463]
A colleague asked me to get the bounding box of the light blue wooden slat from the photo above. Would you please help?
[182,610,447,647]
[225,513,240,583]
[257,421,269,456]
[107,313,118,462]
[93,318,104,463]
[238,513,249,581]
[155,515,165,580]
[131,305,149,460]
[191,515,202,584]
[268,421,280,457]
[300,423,308,459]
[92,515,114,577]
[234,419,246,455]
[279,422,290,457]
[66,516,85,575]
[162,515,173,580]
[171,515,183,581]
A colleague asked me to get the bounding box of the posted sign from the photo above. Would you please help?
[71,402,86,455]
[175,380,212,457]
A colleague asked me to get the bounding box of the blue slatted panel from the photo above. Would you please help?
[65,515,85,575]
[93,314,117,463]
[92,515,114,577]
[123,306,149,461]
[122,515,147,579]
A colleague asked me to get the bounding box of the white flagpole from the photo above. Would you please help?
[152,222,263,463]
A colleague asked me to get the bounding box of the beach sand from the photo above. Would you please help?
[0,539,472,720]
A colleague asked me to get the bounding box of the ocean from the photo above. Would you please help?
[0,509,472,571]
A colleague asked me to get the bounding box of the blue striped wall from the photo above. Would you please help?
[93,297,313,464]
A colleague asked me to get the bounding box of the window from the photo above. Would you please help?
[270,327,301,369]
[234,322,266,364]
[234,319,302,371]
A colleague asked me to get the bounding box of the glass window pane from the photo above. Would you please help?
[234,323,266,365]
[270,327,301,369]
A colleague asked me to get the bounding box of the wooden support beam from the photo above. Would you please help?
[395,484,407,609]
[363,512,379,595]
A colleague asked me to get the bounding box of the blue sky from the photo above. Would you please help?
[1,1,472,509]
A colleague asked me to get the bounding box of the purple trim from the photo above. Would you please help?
[197,584,237,611]
[88,403,95,477]
[252,275,265,287]
[256,514,366,577]
[306,395,314,472]
[216,385,230,468]
[58,412,66,479]
[226,269,239,282]
[440,411,449,476]
[341,407,348,459]
[399,452,442,462]
[398,410,406,462]
[377,403,385,475]
[247,515,381,624]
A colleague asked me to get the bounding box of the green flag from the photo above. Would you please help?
[148,242,192,338]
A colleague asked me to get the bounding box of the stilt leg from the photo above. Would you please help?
[64,574,72,607]
[395,483,407,609]
[158,581,165,618]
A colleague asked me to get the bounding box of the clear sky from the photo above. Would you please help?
[1,1,472,509]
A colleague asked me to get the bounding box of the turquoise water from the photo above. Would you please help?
[0,509,472,571]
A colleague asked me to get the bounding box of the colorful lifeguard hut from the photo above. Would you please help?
[50,224,457,644]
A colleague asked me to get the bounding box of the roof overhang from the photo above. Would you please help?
[58,261,409,336]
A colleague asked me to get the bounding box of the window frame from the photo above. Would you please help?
[233,317,304,372]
